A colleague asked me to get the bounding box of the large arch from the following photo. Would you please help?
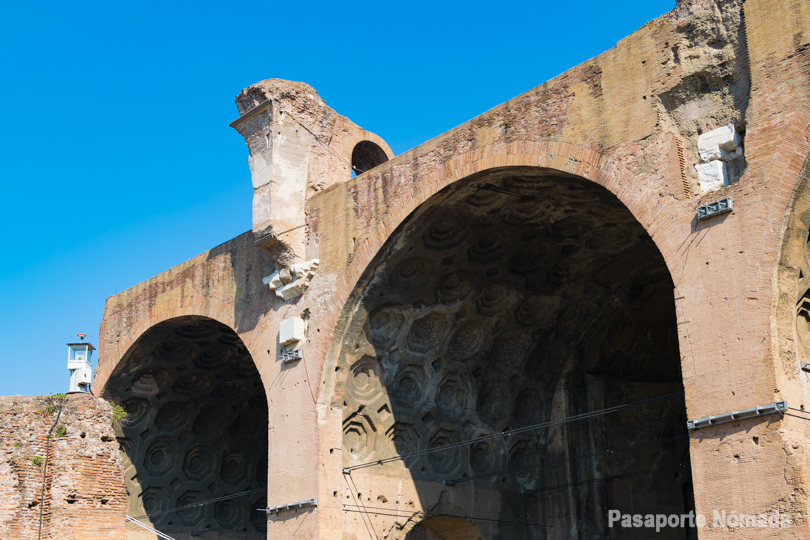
[309,141,694,397]
[102,315,268,539]
[328,166,693,538]
[93,293,242,394]
[773,148,810,442]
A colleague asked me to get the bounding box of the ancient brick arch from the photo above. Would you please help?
[327,166,692,537]
[344,129,395,176]
[94,296,240,393]
[774,147,810,431]
[316,142,688,401]
[101,315,268,538]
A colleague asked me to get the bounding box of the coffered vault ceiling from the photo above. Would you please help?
[333,168,691,539]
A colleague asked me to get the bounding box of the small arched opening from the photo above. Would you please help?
[352,140,389,177]
[102,316,268,539]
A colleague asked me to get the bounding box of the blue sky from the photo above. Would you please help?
[0,0,674,396]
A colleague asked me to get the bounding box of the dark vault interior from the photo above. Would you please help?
[332,167,694,540]
[103,316,268,539]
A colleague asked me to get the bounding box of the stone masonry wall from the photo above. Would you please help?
[0,394,126,539]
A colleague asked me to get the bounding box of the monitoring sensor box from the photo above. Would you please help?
[279,317,306,346]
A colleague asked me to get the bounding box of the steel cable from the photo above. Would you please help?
[444,434,689,486]
[341,506,553,528]
[128,487,268,520]
[344,392,685,472]
[344,473,378,540]
[126,516,177,540]
[523,463,688,495]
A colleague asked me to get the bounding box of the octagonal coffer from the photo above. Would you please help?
[220,451,249,485]
[343,411,378,462]
[139,486,169,520]
[392,365,427,409]
[215,499,243,528]
[435,373,469,419]
[428,429,460,474]
[183,445,216,483]
[155,401,191,433]
[348,356,385,403]
[385,422,420,466]
[177,490,206,526]
[406,312,452,355]
[143,440,176,478]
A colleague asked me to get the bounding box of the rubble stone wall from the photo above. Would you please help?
[0,394,126,540]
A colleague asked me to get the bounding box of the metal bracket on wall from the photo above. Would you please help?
[696,197,733,220]
[687,401,787,430]
[260,498,318,515]
[801,361,810,373]
[282,349,303,363]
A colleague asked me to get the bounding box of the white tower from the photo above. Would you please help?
[67,333,94,392]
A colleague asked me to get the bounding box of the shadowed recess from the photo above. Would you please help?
[352,140,390,174]
[102,316,268,539]
[333,167,694,540]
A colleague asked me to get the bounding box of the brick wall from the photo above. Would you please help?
[0,393,126,539]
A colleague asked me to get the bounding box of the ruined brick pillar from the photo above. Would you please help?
[0,394,127,539]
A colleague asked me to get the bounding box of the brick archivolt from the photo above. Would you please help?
[94,296,239,393]
[315,140,689,404]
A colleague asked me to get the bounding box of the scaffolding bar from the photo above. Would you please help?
[260,498,318,514]
[687,401,787,430]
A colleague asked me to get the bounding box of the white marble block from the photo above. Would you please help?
[697,123,741,162]
[262,259,320,300]
[696,160,728,193]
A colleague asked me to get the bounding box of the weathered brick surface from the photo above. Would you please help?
[0,394,126,539]
[86,0,810,538]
